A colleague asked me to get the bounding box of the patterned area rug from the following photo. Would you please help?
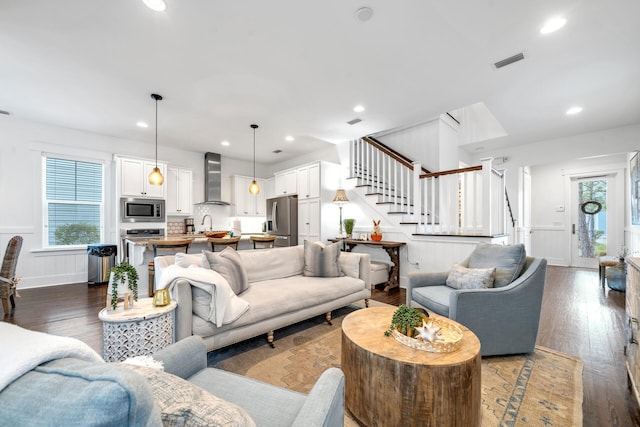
[210,304,583,426]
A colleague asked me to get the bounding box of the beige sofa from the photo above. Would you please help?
[154,245,371,351]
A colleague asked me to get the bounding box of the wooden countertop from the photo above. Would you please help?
[125,233,269,246]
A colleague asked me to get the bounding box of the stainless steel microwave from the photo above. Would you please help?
[120,198,165,223]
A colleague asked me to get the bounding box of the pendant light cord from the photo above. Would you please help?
[155,97,158,167]
[253,127,256,180]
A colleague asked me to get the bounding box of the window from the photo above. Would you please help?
[44,156,104,247]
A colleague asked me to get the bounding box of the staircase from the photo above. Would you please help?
[349,136,514,239]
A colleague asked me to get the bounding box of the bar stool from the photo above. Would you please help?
[250,235,276,249]
[208,236,241,252]
[147,239,192,296]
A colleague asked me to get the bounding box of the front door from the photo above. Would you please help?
[571,177,608,268]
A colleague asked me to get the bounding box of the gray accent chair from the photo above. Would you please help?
[153,335,345,427]
[407,256,547,356]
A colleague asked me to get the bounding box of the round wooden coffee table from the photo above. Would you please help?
[341,306,481,427]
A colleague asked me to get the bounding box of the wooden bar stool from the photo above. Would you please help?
[147,239,192,296]
[208,236,241,252]
[250,235,276,249]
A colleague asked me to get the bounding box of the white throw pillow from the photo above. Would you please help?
[339,252,360,279]
[174,252,201,268]
[446,263,495,289]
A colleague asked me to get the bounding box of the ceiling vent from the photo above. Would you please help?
[347,118,362,125]
[494,52,525,69]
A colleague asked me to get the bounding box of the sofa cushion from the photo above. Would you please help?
[0,358,162,427]
[123,364,256,427]
[303,240,343,277]
[238,246,305,283]
[191,275,366,336]
[446,264,495,289]
[468,243,526,288]
[203,248,249,295]
[412,285,454,317]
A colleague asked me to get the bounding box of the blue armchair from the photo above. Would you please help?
[407,245,547,356]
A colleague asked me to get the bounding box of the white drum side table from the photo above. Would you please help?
[98,297,177,362]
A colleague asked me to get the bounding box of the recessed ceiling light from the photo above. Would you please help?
[136,121,148,128]
[353,105,365,113]
[221,141,230,146]
[0,109,11,116]
[285,136,294,142]
[566,106,583,115]
[540,16,566,34]
[355,7,374,22]
[143,0,166,12]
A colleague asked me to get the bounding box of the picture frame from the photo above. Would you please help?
[631,152,640,225]
[358,233,368,241]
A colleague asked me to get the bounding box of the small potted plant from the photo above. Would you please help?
[343,219,356,239]
[108,262,139,310]
[384,304,427,337]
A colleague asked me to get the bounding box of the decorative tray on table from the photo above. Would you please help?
[391,318,463,353]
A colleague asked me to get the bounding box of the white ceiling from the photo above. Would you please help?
[1,1,639,164]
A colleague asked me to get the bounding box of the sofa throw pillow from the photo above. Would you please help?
[174,252,201,268]
[303,240,343,277]
[338,251,361,279]
[446,263,495,289]
[467,243,526,288]
[203,248,249,295]
[122,364,256,427]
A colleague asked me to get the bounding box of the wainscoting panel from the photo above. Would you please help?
[531,226,567,266]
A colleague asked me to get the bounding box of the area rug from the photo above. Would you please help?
[210,305,583,426]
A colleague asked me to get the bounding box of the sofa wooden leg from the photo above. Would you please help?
[267,330,275,348]
[326,311,332,325]
[364,298,370,308]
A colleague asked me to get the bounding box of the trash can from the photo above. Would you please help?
[87,244,117,285]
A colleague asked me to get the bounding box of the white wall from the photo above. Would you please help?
[0,116,258,288]
[471,124,640,264]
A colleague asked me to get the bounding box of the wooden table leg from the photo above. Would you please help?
[383,246,400,292]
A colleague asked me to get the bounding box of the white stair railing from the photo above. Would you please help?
[351,138,507,236]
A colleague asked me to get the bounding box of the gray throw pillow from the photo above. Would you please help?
[203,248,249,295]
[303,240,343,277]
[467,243,526,288]
[446,263,495,289]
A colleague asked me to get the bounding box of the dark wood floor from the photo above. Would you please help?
[3,266,640,426]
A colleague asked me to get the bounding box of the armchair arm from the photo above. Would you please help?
[406,271,449,306]
[292,367,345,427]
[152,336,207,379]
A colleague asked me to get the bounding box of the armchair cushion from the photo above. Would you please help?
[412,285,455,317]
[467,243,526,287]
[446,264,495,289]
[123,364,256,427]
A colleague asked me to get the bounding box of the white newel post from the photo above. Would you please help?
[481,158,494,235]
[412,162,422,223]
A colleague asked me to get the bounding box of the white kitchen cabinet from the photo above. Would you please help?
[166,167,193,215]
[274,170,297,195]
[120,158,166,199]
[298,198,320,243]
[297,163,320,199]
[232,175,266,216]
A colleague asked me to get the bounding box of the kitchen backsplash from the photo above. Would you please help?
[167,204,266,235]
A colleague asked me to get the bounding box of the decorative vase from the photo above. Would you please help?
[371,234,382,241]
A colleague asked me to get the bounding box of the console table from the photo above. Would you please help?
[342,306,481,426]
[329,239,406,292]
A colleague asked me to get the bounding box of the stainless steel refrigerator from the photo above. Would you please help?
[266,195,298,247]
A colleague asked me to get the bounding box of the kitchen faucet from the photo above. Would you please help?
[201,214,213,231]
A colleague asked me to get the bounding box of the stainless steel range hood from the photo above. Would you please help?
[202,152,230,205]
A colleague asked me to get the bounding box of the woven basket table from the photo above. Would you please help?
[98,297,177,362]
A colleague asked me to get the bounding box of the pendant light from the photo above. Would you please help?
[249,124,260,195]
[148,93,164,186]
